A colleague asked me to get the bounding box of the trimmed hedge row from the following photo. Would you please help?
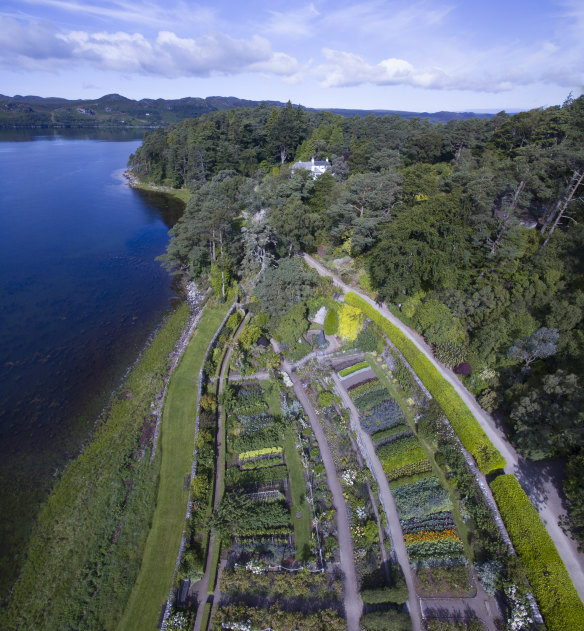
[339,360,370,377]
[344,293,505,474]
[490,475,584,631]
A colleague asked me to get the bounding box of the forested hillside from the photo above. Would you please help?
[0,93,491,128]
[129,97,584,547]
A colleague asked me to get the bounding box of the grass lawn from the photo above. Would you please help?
[120,300,231,631]
[132,180,192,204]
[284,430,311,560]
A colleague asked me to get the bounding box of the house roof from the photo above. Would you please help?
[292,160,330,169]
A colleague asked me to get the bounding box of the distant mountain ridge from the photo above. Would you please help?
[0,93,494,128]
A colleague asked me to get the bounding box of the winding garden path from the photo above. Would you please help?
[304,253,584,602]
[281,358,363,631]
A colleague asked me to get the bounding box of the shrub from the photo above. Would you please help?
[318,391,334,407]
[324,309,339,335]
[360,610,412,631]
[490,475,584,631]
[344,293,505,474]
[339,361,369,377]
[338,303,364,341]
[356,325,378,352]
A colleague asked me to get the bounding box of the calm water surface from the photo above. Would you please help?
[0,129,184,592]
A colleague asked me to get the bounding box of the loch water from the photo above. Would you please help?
[0,128,184,593]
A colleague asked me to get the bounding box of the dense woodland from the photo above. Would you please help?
[130,97,584,550]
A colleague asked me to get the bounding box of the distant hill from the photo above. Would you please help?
[0,93,494,128]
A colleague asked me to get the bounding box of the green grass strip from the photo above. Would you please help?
[200,602,212,631]
[490,475,584,631]
[345,293,505,474]
[207,540,221,596]
[4,304,191,630]
[120,300,232,631]
[339,361,369,377]
[284,430,311,559]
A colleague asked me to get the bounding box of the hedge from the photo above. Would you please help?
[344,293,505,474]
[490,475,584,631]
[339,361,370,377]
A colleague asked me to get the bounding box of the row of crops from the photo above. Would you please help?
[214,382,346,631]
[347,373,475,600]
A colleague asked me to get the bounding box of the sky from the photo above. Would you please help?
[0,0,583,112]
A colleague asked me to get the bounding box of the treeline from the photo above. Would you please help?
[129,96,584,547]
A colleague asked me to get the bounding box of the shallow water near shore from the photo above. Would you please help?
[0,128,184,594]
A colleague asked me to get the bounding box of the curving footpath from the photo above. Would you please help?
[304,252,584,603]
[281,358,363,631]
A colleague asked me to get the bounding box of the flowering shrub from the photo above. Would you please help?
[337,303,364,341]
[340,469,357,486]
[505,585,534,631]
[166,612,188,631]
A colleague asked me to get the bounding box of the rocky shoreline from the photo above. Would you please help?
[149,282,209,461]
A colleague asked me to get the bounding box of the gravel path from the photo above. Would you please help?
[304,253,584,602]
[282,358,363,631]
[331,373,423,631]
[333,373,499,631]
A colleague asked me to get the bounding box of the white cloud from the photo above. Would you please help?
[263,4,320,39]
[316,44,583,93]
[17,0,215,30]
[0,17,299,78]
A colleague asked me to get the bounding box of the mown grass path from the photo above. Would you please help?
[120,300,232,631]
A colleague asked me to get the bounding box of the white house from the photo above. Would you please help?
[291,156,331,179]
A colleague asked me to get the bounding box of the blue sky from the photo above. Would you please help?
[1,0,582,111]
